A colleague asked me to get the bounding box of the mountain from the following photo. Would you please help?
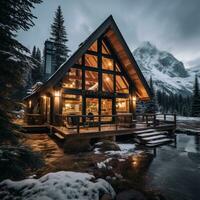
[133,41,196,96]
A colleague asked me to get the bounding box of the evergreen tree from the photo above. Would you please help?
[191,75,200,117]
[0,0,42,144]
[31,46,36,58]
[145,76,157,113]
[31,47,42,83]
[50,6,70,70]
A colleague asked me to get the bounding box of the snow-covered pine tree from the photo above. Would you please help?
[191,75,200,117]
[50,6,70,70]
[0,0,42,144]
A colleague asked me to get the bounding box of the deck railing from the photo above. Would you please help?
[136,113,176,127]
[65,113,176,134]
[66,113,134,134]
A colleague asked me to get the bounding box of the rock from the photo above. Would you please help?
[100,194,113,200]
[116,189,146,200]
[94,140,120,152]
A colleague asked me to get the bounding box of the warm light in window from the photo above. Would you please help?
[54,90,61,97]
[108,61,112,66]
[132,96,136,101]
[42,95,46,99]
[106,77,110,81]
[28,100,32,108]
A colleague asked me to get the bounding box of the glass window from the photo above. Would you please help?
[102,57,113,71]
[62,94,82,115]
[88,41,97,52]
[101,99,112,122]
[116,63,121,72]
[116,98,129,113]
[86,98,98,115]
[85,70,98,91]
[85,54,98,68]
[62,68,82,89]
[116,75,129,94]
[102,73,114,92]
[102,41,111,55]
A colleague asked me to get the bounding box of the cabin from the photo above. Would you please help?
[23,16,176,143]
[24,15,151,125]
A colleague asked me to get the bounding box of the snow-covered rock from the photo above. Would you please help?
[0,171,116,200]
[133,41,197,96]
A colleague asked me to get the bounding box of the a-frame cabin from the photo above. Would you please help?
[24,15,152,126]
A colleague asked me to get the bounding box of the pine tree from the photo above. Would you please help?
[50,6,70,70]
[145,76,157,113]
[32,46,36,58]
[31,47,42,83]
[0,0,42,144]
[191,75,200,117]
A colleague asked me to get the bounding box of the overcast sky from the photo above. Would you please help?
[18,0,200,68]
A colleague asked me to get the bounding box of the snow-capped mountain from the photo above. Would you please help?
[133,41,197,96]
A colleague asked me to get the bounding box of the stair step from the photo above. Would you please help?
[137,131,168,138]
[54,132,65,140]
[142,135,167,141]
[134,129,156,134]
[147,138,173,145]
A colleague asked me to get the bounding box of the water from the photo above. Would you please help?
[146,134,200,200]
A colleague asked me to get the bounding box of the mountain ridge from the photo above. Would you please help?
[133,41,198,96]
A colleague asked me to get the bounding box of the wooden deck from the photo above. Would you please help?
[50,123,176,140]
[19,113,176,141]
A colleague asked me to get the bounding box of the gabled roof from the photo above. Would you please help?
[25,15,152,101]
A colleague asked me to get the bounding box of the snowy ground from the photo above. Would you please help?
[0,171,115,200]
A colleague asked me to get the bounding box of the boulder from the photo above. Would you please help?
[95,140,120,152]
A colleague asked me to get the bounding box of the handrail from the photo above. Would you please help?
[66,113,133,134]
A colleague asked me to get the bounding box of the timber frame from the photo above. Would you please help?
[24,15,152,126]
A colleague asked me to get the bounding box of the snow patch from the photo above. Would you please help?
[0,171,115,200]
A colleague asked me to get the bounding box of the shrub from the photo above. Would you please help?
[0,146,43,181]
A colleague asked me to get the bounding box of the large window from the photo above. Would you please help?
[86,98,99,115]
[85,70,98,91]
[61,38,131,117]
[116,98,129,113]
[62,94,82,115]
[101,99,112,122]
[88,41,97,52]
[102,57,113,71]
[102,73,114,92]
[62,68,82,89]
[116,75,129,94]
[85,54,98,68]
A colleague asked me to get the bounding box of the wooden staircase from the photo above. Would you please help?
[134,129,174,147]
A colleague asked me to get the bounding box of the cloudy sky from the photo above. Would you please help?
[18,0,200,68]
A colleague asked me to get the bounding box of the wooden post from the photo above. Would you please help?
[146,115,148,125]
[98,115,101,132]
[77,116,80,134]
[164,114,166,121]
[153,114,156,128]
[116,115,118,131]
[174,114,176,125]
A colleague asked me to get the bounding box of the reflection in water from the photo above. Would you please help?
[146,133,200,200]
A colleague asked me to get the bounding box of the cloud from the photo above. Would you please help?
[17,0,200,67]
